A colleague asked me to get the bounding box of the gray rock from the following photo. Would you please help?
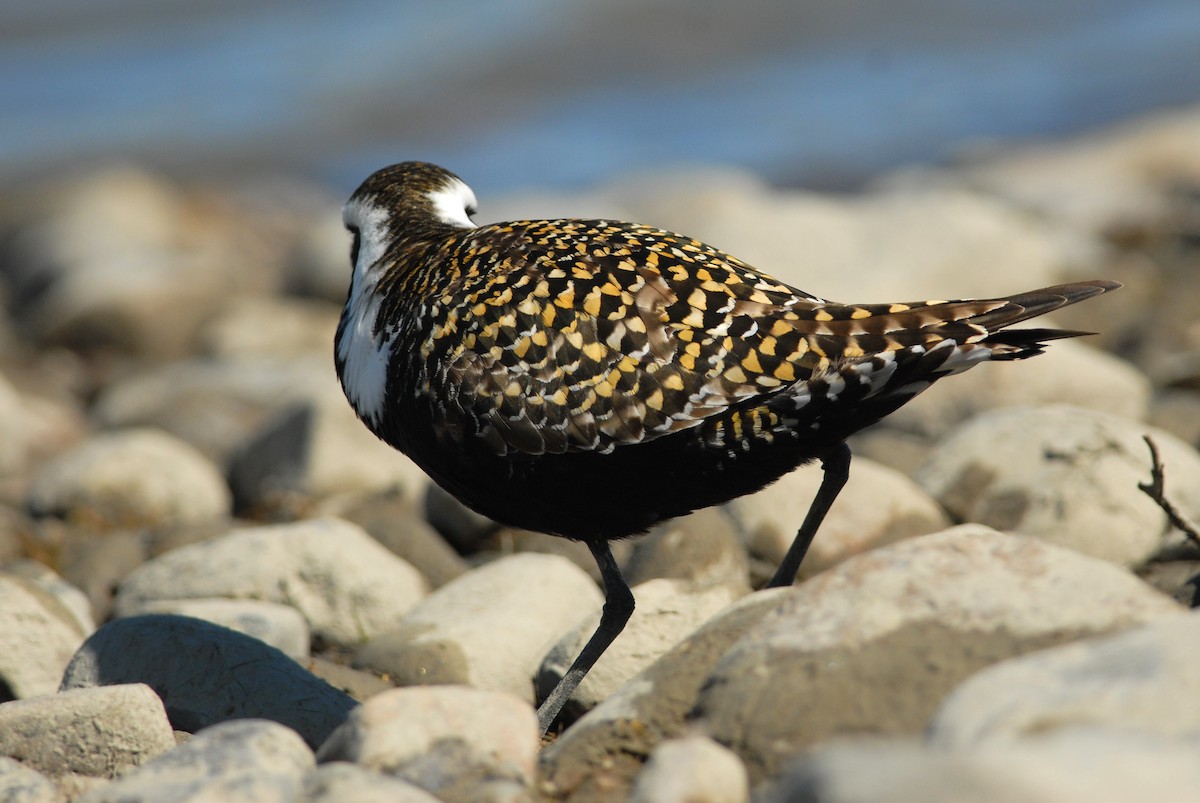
[763,730,1200,803]
[0,166,243,358]
[114,517,427,646]
[731,455,950,582]
[131,598,310,659]
[60,615,356,750]
[228,394,433,513]
[0,575,87,699]
[692,526,1182,783]
[424,484,499,553]
[316,686,538,800]
[0,756,65,803]
[916,405,1200,567]
[1,560,94,635]
[628,735,749,803]
[607,177,1068,305]
[92,356,331,464]
[0,684,174,779]
[539,590,788,802]
[1149,390,1200,450]
[881,340,1150,441]
[318,488,469,589]
[76,719,314,803]
[931,609,1200,747]
[56,529,147,622]
[0,371,30,475]
[624,508,750,590]
[25,428,231,529]
[355,553,601,703]
[195,296,341,359]
[284,209,357,303]
[301,762,442,803]
[538,579,746,719]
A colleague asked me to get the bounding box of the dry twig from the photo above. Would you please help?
[1138,435,1200,548]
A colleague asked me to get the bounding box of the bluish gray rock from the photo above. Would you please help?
[60,615,356,750]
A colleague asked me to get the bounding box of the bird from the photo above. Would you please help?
[334,160,1121,735]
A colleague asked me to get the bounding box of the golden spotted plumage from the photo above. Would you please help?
[335,161,1121,735]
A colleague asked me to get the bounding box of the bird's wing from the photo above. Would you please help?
[423,220,844,456]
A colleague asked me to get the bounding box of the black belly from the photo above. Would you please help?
[381,390,911,543]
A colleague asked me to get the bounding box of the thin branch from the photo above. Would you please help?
[1138,435,1200,548]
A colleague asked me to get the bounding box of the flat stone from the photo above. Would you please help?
[0,575,87,699]
[731,455,950,582]
[628,735,749,803]
[25,428,231,530]
[316,686,538,799]
[76,719,314,803]
[114,517,427,646]
[762,730,1200,803]
[60,615,356,750]
[692,526,1183,783]
[355,553,601,703]
[916,405,1200,567]
[0,684,174,779]
[931,610,1200,747]
[538,579,746,719]
[131,598,310,659]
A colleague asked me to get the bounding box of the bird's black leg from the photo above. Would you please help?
[536,539,635,736]
[767,441,852,588]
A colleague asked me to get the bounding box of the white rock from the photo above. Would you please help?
[0,684,175,779]
[0,575,87,698]
[115,517,427,646]
[931,610,1200,747]
[629,735,749,803]
[0,371,30,475]
[916,405,1200,567]
[693,526,1183,783]
[731,455,950,580]
[764,730,1200,803]
[316,686,538,793]
[130,598,310,659]
[539,578,746,716]
[77,719,314,803]
[354,553,601,703]
[25,428,230,528]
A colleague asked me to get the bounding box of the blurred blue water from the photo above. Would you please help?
[2,0,1199,196]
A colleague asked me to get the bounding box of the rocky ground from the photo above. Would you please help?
[2,105,1200,802]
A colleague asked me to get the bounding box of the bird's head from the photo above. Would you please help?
[342,161,478,276]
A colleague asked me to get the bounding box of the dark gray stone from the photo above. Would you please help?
[60,615,356,750]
